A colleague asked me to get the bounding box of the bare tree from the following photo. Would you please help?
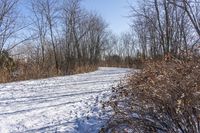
[120,31,136,58]
[60,0,108,72]
[86,13,108,64]
[168,0,200,37]
[30,0,48,65]
[0,0,19,53]
[30,0,60,73]
[129,0,198,59]
[61,0,86,72]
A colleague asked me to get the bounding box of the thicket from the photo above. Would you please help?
[102,59,200,133]
[0,54,98,83]
[0,52,141,83]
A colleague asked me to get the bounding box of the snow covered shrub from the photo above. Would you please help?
[102,60,200,133]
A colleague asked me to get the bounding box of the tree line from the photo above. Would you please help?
[0,0,112,81]
[0,0,200,82]
[130,0,200,59]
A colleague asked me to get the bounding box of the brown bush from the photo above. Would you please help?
[103,60,200,133]
[72,65,97,74]
[0,59,98,83]
[0,69,10,83]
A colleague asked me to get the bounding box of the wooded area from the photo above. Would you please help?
[1,1,200,132]
[101,1,200,132]
[0,0,110,82]
[0,0,200,82]
[130,0,200,59]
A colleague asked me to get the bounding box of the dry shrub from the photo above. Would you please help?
[15,65,55,81]
[0,61,59,83]
[0,61,98,83]
[0,69,10,83]
[132,58,145,69]
[103,60,200,133]
[72,65,97,74]
[102,55,145,69]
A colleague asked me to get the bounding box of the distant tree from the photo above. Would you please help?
[60,0,108,72]
[120,31,136,58]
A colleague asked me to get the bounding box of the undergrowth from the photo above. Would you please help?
[102,59,200,133]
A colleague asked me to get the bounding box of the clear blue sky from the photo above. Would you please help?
[19,0,136,35]
[82,0,133,35]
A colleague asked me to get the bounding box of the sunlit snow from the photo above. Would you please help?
[0,67,132,133]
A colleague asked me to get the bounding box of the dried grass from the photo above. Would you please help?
[0,62,97,83]
[72,65,97,74]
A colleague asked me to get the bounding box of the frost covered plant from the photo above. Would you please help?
[103,60,200,133]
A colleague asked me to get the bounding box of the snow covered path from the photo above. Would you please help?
[0,67,132,133]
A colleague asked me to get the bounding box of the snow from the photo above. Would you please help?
[0,67,132,133]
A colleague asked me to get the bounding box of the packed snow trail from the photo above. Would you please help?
[0,67,132,133]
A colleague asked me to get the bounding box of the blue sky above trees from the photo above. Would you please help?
[82,0,132,35]
[19,0,136,35]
